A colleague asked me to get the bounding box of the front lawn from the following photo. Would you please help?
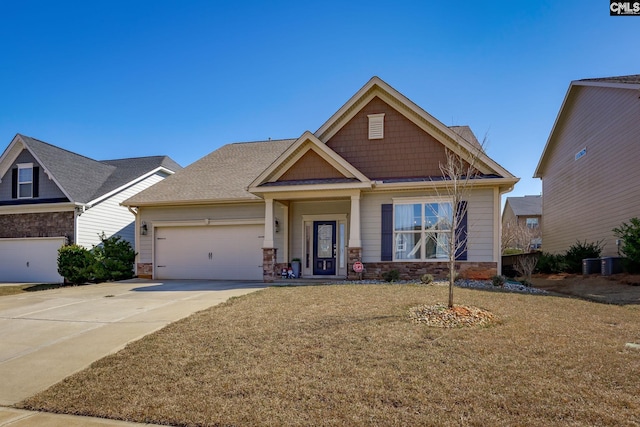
[20,284,640,426]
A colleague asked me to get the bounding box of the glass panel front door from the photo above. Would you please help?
[313,221,336,275]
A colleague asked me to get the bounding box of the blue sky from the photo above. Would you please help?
[1,1,638,201]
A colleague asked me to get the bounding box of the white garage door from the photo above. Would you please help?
[0,237,65,283]
[154,225,264,280]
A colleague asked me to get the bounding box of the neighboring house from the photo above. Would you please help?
[123,77,518,282]
[0,134,181,282]
[502,195,542,251]
[534,74,640,256]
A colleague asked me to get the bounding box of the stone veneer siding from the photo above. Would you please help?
[361,261,497,281]
[347,247,363,280]
[0,211,74,242]
[263,248,278,282]
[137,262,153,279]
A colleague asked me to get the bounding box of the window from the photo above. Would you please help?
[17,163,33,198]
[526,217,539,229]
[393,200,452,260]
[368,113,384,139]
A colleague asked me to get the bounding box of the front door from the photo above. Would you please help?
[313,221,336,275]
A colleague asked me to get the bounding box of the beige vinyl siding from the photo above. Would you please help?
[76,172,169,249]
[540,85,640,256]
[360,188,496,263]
[138,203,265,264]
[289,200,350,262]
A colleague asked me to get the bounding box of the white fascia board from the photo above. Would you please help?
[88,166,175,207]
[0,136,25,183]
[249,181,372,195]
[121,197,263,208]
[573,80,640,90]
[370,177,519,192]
[0,202,77,214]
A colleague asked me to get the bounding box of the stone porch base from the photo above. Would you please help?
[360,261,497,281]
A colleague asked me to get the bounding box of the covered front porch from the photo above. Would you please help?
[260,189,363,282]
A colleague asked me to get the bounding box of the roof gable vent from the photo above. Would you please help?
[368,113,385,139]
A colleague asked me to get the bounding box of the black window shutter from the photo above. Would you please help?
[11,168,17,199]
[33,166,40,198]
[455,201,468,261]
[381,204,393,261]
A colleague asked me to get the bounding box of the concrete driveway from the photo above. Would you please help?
[0,279,266,406]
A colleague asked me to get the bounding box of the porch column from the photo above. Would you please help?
[348,193,361,248]
[263,197,277,282]
[263,197,275,248]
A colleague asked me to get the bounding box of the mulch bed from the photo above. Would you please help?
[408,303,496,328]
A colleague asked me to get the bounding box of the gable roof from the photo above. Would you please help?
[314,76,515,180]
[505,195,541,217]
[248,131,370,192]
[125,77,519,206]
[123,139,296,206]
[0,134,181,204]
[534,74,640,178]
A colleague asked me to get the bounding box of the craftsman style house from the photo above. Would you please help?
[0,134,181,282]
[534,75,640,256]
[124,77,518,281]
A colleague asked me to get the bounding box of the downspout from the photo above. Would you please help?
[74,204,86,245]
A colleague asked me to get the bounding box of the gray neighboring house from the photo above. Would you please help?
[534,74,640,256]
[0,134,181,283]
[502,195,542,250]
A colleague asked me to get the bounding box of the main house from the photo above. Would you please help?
[534,74,640,256]
[0,134,181,282]
[124,77,518,282]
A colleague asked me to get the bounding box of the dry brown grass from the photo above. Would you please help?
[20,284,640,426]
[0,283,63,296]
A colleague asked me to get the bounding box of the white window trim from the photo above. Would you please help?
[17,163,33,199]
[368,113,385,139]
[392,196,454,262]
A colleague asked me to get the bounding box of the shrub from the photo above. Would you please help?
[382,269,400,282]
[535,252,566,274]
[57,245,95,285]
[420,273,433,284]
[613,218,640,273]
[564,240,604,274]
[92,233,136,282]
[491,275,506,287]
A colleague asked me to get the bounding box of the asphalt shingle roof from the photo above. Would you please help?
[18,134,181,204]
[123,138,296,205]
[580,74,640,84]
[506,195,541,216]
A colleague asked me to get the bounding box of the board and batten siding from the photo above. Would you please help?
[76,172,169,249]
[359,188,496,263]
[540,85,640,256]
[137,202,265,264]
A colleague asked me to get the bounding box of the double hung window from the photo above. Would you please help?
[394,200,453,260]
[17,163,33,198]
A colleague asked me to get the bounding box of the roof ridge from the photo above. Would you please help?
[18,133,112,167]
[229,138,296,145]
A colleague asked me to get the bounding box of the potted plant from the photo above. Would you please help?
[291,258,301,278]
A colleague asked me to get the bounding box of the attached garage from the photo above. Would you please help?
[154,225,264,280]
[0,237,65,283]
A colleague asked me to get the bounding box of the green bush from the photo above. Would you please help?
[491,275,506,287]
[613,218,640,273]
[382,269,400,282]
[57,245,95,285]
[420,273,433,284]
[564,240,604,274]
[92,233,136,282]
[535,252,567,274]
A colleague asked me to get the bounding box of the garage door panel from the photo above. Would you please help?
[155,226,263,281]
[0,238,65,283]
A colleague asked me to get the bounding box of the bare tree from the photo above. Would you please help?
[433,141,484,308]
[502,220,535,254]
[514,254,539,282]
